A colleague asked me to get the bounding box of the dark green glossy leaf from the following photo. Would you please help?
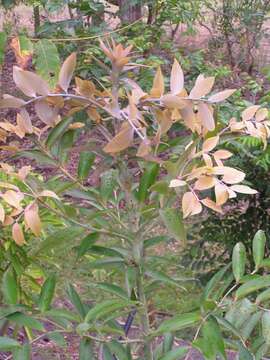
[7,312,44,331]
[137,163,159,202]
[46,117,73,149]
[2,267,18,305]
[155,312,201,334]
[232,242,246,282]
[252,230,266,271]
[66,283,86,319]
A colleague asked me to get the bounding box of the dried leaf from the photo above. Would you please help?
[194,176,216,190]
[256,108,268,122]
[150,67,164,97]
[197,102,215,131]
[203,153,213,167]
[202,136,219,152]
[208,89,236,103]
[18,166,31,180]
[0,95,25,108]
[0,203,5,222]
[75,77,95,97]
[215,183,229,205]
[161,94,187,109]
[169,179,187,187]
[2,190,23,209]
[12,222,26,246]
[58,53,76,92]
[213,166,246,184]
[230,185,257,194]
[242,105,260,121]
[19,109,33,133]
[182,191,202,218]
[213,150,232,160]
[24,202,41,236]
[13,66,49,97]
[103,122,134,153]
[170,59,184,95]
[35,100,58,126]
[39,190,59,200]
[189,75,215,99]
[137,138,151,157]
[201,198,223,213]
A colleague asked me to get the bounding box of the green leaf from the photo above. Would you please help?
[159,208,186,244]
[15,150,57,166]
[7,312,44,331]
[88,257,125,269]
[100,169,118,201]
[13,343,31,360]
[18,35,33,56]
[79,338,94,359]
[47,331,66,347]
[58,129,76,163]
[252,230,266,270]
[150,180,169,195]
[34,39,60,88]
[146,269,186,290]
[93,283,129,300]
[154,312,201,335]
[66,283,86,319]
[201,316,226,359]
[235,275,270,299]
[162,333,174,354]
[241,311,262,341]
[202,263,231,301]
[144,235,169,249]
[78,152,95,181]
[76,232,99,258]
[159,347,188,360]
[38,274,56,312]
[44,309,80,322]
[137,163,159,202]
[2,267,18,305]
[0,32,7,67]
[107,340,130,360]
[215,315,242,340]
[102,344,114,360]
[237,342,254,360]
[0,336,20,350]
[232,242,246,282]
[46,117,73,149]
[85,300,130,323]
[37,226,82,253]
[262,312,270,344]
[256,288,270,304]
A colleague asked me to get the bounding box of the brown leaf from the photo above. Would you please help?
[0,95,26,109]
[202,136,219,152]
[180,102,196,131]
[215,183,228,205]
[213,166,245,184]
[39,190,60,200]
[150,67,164,97]
[2,190,23,209]
[12,222,26,246]
[161,94,187,109]
[197,102,215,131]
[170,59,184,95]
[208,89,236,103]
[230,185,257,194]
[24,202,41,236]
[201,198,223,213]
[189,75,215,99]
[103,122,134,154]
[19,109,33,133]
[255,108,268,122]
[242,105,260,121]
[182,191,202,218]
[0,203,5,223]
[58,53,76,92]
[137,138,151,157]
[18,166,31,180]
[87,107,101,123]
[13,66,49,97]
[75,77,96,97]
[35,100,58,126]
[213,150,233,160]
[194,176,216,190]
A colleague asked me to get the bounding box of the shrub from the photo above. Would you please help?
[0,39,269,358]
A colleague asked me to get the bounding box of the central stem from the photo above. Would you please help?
[136,261,153,359]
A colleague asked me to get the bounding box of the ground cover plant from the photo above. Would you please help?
[0,35,269,360]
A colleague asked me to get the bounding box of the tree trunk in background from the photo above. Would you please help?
[33,5,40,37]
[118,0,142,23]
